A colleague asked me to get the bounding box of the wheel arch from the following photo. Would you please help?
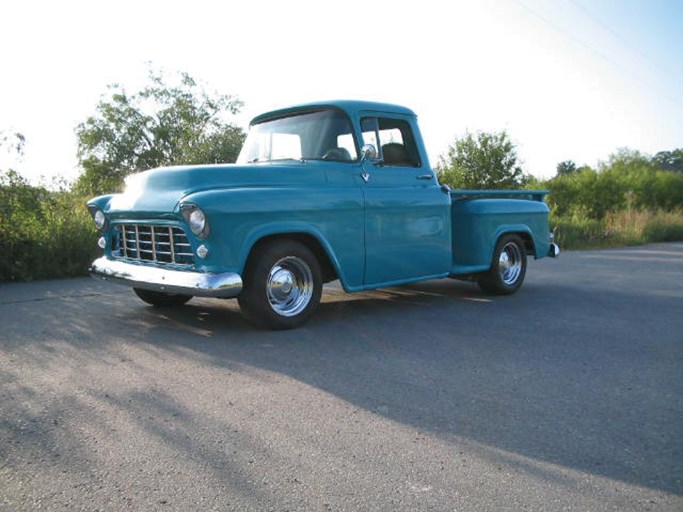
[241,228,341,285]
[492,226,535,259]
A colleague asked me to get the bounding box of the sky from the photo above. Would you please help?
[1,0,682,184]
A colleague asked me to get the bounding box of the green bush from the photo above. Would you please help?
[545,160,683,220]
[542,148,683,250]
[0,170,99,281]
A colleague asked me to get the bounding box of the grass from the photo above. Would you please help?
[552,209,683,250]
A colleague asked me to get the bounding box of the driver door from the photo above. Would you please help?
[359,115,451,287]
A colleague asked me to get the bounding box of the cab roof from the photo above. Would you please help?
[250,100,416,125]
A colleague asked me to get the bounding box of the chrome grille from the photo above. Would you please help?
[112,224,194,266]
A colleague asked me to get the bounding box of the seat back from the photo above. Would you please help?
[382,143,412,166]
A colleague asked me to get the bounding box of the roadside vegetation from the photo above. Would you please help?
[437,135,683,250]
[1,67,245,282]
[0,171,98,281]
[1,67,682,281]
[539,151,683,249]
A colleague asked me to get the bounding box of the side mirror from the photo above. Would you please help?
[360,144,377,162]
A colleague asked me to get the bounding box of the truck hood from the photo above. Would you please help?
[107,162,325,215]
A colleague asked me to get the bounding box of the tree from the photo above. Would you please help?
[436,130,525,189]
[652,150,683,172]
[602,148,652,173]
[75,66,246,195]
[556,160,577,176]
[0,131,26,158]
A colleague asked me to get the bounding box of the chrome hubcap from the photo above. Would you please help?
[266,257,313,317]
[498,242,522,285]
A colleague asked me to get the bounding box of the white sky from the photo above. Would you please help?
[1,0,682,184]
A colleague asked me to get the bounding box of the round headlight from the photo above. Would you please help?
[189,208,206,235]
[180,203,209,239]
[94,209,106,230]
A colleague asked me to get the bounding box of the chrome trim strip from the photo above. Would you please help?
[89,257,242,298]
[168,226,175,262]
[122,225,129,254]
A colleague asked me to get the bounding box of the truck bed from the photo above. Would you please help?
[448,190,552,276]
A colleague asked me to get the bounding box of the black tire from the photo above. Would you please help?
[133,288,193,307]
[478,234,527,295]
[238,240,323,330]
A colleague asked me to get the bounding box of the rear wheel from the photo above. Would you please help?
[133,288,193,307]
[478,234,527,295]
[238,240,322,330]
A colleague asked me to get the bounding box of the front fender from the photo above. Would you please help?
[180,186,365,290]
[86,194,115,211]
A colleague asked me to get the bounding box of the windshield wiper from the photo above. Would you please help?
[247,157,310,164]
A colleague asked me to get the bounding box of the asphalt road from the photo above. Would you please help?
[1,243,682,511]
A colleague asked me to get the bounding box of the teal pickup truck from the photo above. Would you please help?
[88,100,559,329]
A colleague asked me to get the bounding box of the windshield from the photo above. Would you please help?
[237,109,358,164]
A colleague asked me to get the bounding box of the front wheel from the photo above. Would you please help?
[478,234,527,295]
[133,288,193,307]
[238,240,323,330]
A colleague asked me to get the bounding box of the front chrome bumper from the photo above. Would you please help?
[89,257,242,298]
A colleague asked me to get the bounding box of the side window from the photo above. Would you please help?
[361,117,420,167]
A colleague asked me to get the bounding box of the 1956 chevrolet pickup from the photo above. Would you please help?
[88,100,559,329]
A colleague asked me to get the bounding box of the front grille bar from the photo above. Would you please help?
[112,224,194,266]
[134,225,141,261]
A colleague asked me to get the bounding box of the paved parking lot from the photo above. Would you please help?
[1,243,682,511]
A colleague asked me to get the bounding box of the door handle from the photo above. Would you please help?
[416,174,433,180]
